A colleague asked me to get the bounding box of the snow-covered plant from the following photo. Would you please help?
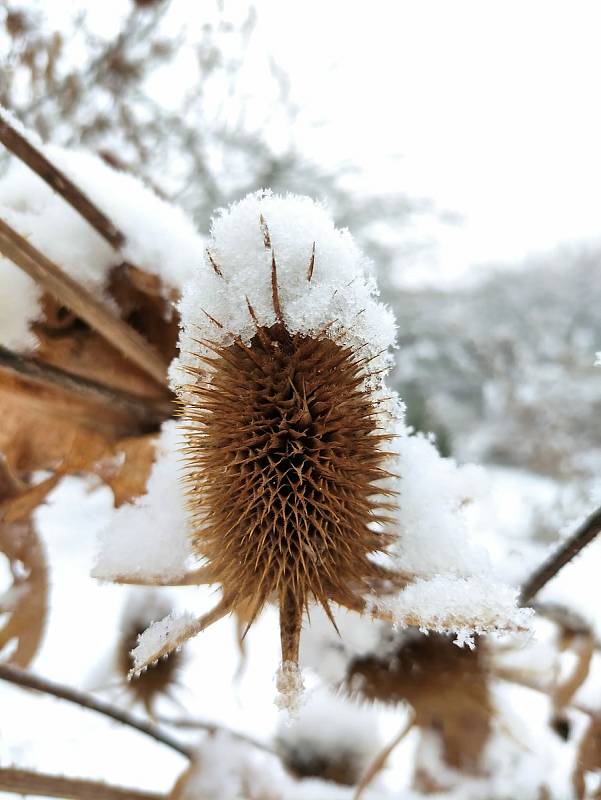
[275,689,383,786]
[89,190,531,713]
[0,29,600,800]
[170,732,288,800]
[114,590,184,716]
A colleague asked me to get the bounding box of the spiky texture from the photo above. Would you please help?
[180,321,396,668]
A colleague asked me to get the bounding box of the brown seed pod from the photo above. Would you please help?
[180,314,397,677]
[347,632,492,776]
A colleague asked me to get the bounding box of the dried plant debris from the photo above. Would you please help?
[0,111,204,355]
[0,114,186,523]
[0,518,48,667]
[348,631,492,775]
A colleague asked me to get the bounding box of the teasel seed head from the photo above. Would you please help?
[172,192,401,703]
[181,322,396,666]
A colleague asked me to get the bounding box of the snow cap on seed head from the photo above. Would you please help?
[169,190,398,399]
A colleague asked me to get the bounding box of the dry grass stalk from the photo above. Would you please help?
[0,767,166,800]
[0,112,126,249]
[0,215,167,385]
[520,505,601,604]
[0,662,191,757]
[353,711,415,799]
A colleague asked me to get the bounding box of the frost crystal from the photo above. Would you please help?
[378,575,533,642]
[275,661,305,716]
[130,611,198,675]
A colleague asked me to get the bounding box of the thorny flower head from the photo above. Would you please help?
[94,191,529,710]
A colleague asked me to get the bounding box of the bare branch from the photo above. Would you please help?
[520,506,601,604]
[0,768,165,800]
[0,663,191,758]
[110,565,215,586]
[0,216,167,386]
[353,709,415,799]
[0,113,125,249]
[157,715,275,756]
[0,345,172,435]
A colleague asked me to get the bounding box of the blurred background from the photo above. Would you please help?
[1,1,600,796]
[3,0,601,497]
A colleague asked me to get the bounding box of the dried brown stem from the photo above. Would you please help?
[0,768,165,800]
[353,710,415,800]
[0,113,125,249]
[157,715,275,755]
[0,345,172,435]
[0,663,191,758]
[111,565,215,586]
[0,216,167,385]
[491,667,599,720]
[520,506,601,604]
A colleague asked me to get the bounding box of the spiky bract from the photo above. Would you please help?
[181,322,396,666]
[120,618,183,715]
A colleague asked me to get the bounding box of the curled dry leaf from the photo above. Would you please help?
[572,714,601,799]
[553,628,595,710]
[0,268,172,508]
[0,518,48,667]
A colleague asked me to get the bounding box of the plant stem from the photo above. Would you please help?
[0,768,165,800]
[0,112,125,249]
[157,715,275,755]
[0,216,167,386]
[0,663,191,758]
[520,505,601,604]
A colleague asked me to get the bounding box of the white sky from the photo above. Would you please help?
[259,1,601,284]
[37,0,601,285]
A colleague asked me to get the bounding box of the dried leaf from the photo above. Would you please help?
[0,518,48,667]
[554,630,595,709]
